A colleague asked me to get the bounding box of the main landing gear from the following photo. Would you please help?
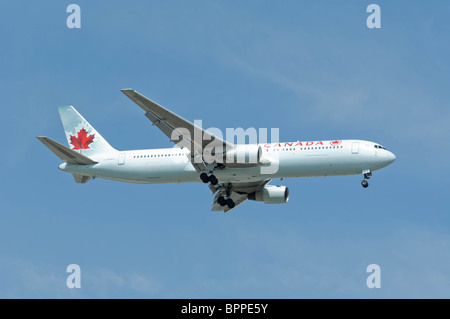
[216,184,235,209]
[200,172,218,185]
[217,196,235,209]
[221,184,235,209]
[200,172,235,209]
[361,170,372,188]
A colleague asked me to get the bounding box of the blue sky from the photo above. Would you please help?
[1,1,450,298]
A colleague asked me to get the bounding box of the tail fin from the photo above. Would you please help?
[58,106,116,156]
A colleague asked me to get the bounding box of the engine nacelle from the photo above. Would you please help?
[248,185,289,204]
[225,145,262,166]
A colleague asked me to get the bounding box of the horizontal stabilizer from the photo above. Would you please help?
[36,136,98,165]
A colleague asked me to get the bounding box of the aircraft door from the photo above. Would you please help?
[352,142,360,154]
[118,153,126,165]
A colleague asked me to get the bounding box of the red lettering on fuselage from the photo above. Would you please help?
[262,141,337,148]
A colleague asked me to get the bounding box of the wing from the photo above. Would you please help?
[210,180,271,213]
[121,89,272,214]
[121,89,234,172]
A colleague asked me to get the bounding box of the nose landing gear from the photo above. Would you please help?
[361,169,372,188]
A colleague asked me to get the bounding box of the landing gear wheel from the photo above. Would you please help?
[217,196,226,206]
[361,180,369,188]
[208,175,218,185]
[200,172,209,183]
[225,198,235,209]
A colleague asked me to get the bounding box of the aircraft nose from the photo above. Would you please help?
[386,151,396,164]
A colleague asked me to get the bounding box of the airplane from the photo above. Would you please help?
[37,89,396,212]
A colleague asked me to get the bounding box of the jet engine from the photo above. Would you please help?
[248,185,289,204]
[224,145,262,167]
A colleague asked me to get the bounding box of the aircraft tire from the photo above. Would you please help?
[200,173,209,183]
[226,198,235,209]
[209,175,218,185]
[217,196,226,206]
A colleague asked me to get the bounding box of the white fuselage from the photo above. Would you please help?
[59,140,396,184]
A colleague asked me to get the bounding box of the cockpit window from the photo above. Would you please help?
[374,144,387,150]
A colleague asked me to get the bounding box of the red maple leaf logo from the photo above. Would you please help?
[330,140,342,146]
[70,128,95,150]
